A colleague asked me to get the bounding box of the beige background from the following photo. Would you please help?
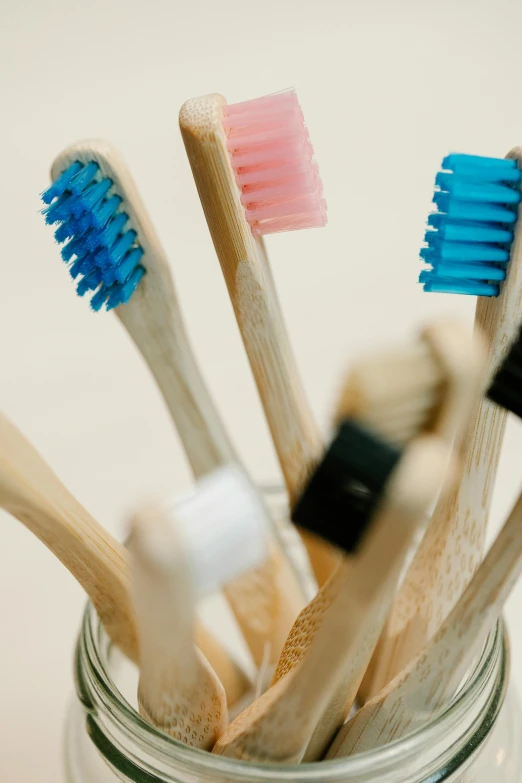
[3,0,522,779]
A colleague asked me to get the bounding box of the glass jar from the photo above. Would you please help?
[65,603,522,783]
[63,486,522,783]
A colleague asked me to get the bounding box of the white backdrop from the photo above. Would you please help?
[2,1,522,780]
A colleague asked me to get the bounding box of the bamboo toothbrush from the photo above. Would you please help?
[278,324,485,761]
[212,434,448,762]
[271,321,486,690]
[212,321,484,762]
[179,91,339,587]
[328,480,522,757]
[0,413,250,705]
[336,321,482,452]
[130,464,270,749]
[42,141,306,670]
[363,149,522,700]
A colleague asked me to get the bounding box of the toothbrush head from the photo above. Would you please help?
[222,90,327,236]
[419,153,521,297]
[291,421,402,554]
[336,321,486,449]
[130,465,271,599]
[41,141,146,311]
[488,325,522,419]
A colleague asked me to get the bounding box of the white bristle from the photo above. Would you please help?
[166,464,270,597]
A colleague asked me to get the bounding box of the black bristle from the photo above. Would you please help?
[488,327,522,420]
[291,420,402,554]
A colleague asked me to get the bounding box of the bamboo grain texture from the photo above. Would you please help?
[212,438,446,763]
[0,413,250,706]
[365,147,522,699]
[50,141,305,670]
[131,502,228,750]
[179,95,340,587]
[328,482,522,757]
[271,322,485,712]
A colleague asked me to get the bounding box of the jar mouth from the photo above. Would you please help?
[77,601,507,781]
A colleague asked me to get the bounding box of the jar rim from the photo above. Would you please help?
[77,602,507,781]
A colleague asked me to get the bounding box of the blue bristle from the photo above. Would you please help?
[61,237,83,262]
[91,248,111,270]
[69,257,89,279]
[425,223,513,244]
[69,162,99,195]
[77,268,103,296]
[104,247,144,285]
[432,196,517,224]
[419,152,521,297]
[76,211,95,234]
[72,179,112,217]
[442,154,517,169]
[91,264,145,312]
[90,286,110,312]
[69,199,88,218]
[419,271,500,297]
[100,213,128,247]
[435,175,521,204]
[72,253,99,279]
[41,162,83,204]
[110,265,145,307]
[421,243,510,263]
[43,192,75,225]
[83,229,104,254]
[441,154,522,183]
[115,247,144,283]
[110,230,137,265]
[54,217,78,244]
[430,262,506,281]
[40,158,146,309]
[90,195,121,231]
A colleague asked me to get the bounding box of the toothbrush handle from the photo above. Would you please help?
[117,277,238,478]
[329,485,522,758]
[117,272,307,666]
[0,414,138,660]
[0,414,252,704]
[364,149,522,699]
[52,138,306,667]
[179,96,340,585]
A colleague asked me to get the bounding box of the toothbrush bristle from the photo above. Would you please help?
[419,153,521,297]
[222,91,327,236]
[41,161,145,311]
[169,465,270,598]
[488,327,522,418]
[292,421,401,554]
[337,342,444,447]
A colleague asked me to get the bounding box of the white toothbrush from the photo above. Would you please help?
[130,464,270,748]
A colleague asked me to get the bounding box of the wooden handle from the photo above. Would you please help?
[421,321,487,450]
[130,503,227,749]
[213,436,447,763]
[0,412,138,661]
[364,147,522,700]
[51,140,237,477]
[0,413,251,704]
[301,436,448,762]
[179,95,339,585]
[51,140,306,667]
[329,483,522,758]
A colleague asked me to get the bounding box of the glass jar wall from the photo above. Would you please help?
[64,602,522,783]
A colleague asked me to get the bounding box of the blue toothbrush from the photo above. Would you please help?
[361,149,522,702]
[42,139,238,475]
[41,140,306,670]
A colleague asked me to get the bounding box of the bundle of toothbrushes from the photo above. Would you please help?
[3,88,522,766]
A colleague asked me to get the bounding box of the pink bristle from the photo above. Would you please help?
[222,90,327,236]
